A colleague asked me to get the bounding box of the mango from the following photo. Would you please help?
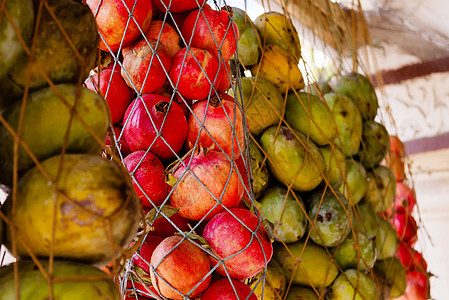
[274,241,339,288]
[250,259,287,300]
[324,92,363,156]
[0,260,120,299]
[376,216,399,260]
[0,84,109,186]
[333,72,379,121]
[254,12,301,62]
[354,200,378,239]
[260,126,325,192]
[328,269,378,300]
[232,7,261,66]
[230,77,284,136]
[3,154,140,266]
[333,230,377,271]
[306,81,333,97]
[364,165,396,213]
[339,159,367,206]
[319,145,346,189]
[248,139,269,198]
[356,120,390,169]
[374,257,407,299]
[251,45,304,93]
[9,0,98,93]
[285,286,319,300]
[285,92,337,146]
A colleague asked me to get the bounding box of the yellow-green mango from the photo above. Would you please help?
[333,230,377,271]
[231,7,261,66]
[285,286,319,300]
[328,269,378,300]
[374,257,407,299]
[250,259,287,300]
[354,200,378,239]
[375,216,399,260]
[230,77,284,136]
[254,12,301,62]
[319,145,346,189]
[251,45,304,93]
[0,260,120,299]
[355,120,390,169]
[364,165,396,214]
[285,92,337,146]
[0,84,109,186]
[274,241,339,288]
[3,154,140,267]
[339,159,367,206]
[260,126,325,192]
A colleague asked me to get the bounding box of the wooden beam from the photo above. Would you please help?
[405,132,449,155]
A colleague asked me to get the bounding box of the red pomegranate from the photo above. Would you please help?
[396,270,429,300]
[105,125,132,156]
[182,7,239,61]
[169,148,243,221]
[121,38,171,95]
[169,47,220,100]
[390,135,406,157]
[86,0,152,52]
[124,280,158,299]
[201,278,258,300]
[235,155,251,202]
[132,235,164,274]
[387,181,417,216]
[150,235,211,299]
[146,207,190,238]
[123,94,188,161]
[144,20,181,57]
[392,212,418,244]
[217,60,232,92]
[152,0,207,13]
[186,94,244,159]
[174,95,193,117]
[202,208,273,280]
[396,242,428,273]
[84,64,133,124]
[124,150,168,209]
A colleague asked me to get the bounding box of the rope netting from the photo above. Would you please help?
[0,0,430,299]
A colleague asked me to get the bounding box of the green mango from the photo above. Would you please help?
[356,120,390,169]
[0,260,120,299]
[229,77,284,136]
[364,165,396,213]
[250,259,287,300]
[254,12,301,62]
[260,126,325,192]
[9,0,98,93]
[319,145,346,189]
[328,269,378,300]
[248,139,269,198]
[259,186,307,243]
[3,154,140,267]
[0,0,35,108]
[339,159,367,206]
[231,7,261,66]
[374,257,407,299]
[306,189,353,247]
[285,92,337,146]
[285,286,319,300]
[231,7,248,35]
[333,72,379,121]
[324,92,363,157]
[354,200,378,239]
[0,84,109,186]
[333,230,377,271]
[274,241,339,288]
[306,81,333,97]
[375,216,399,260]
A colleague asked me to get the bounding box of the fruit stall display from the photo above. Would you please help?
[0,0,432,300]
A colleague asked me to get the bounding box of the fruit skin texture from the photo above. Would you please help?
[145,20,181,57]
[260,126,325,192]
[123,94,187,161]
[307,189,353,247]
[333,230,377,271]
[169,149,244,221]
[87,0,152,52]
[374,257,407,299]
[153,0,206,13]
[250,259,287,300]
[0,84,109,186]
[252,45,305,93]
[285,92,337,146]
[285,286,319,300]
[150,235,211,299]
[0,260,120,299]
[386,181,416,216]
[376,216,399,260]
[356,120,390,169]
[132,235,164,274]
[186,94,244,159]
[202,208,273,280]
[396,270,429,300]
[232,8,261,66]
[354,200,378,239]
[328,269,377,300]
[396,242,427,273]
[182,7,239,61]
[85,64,133,124]
[121,39,171,94]
[274,241,339,288]
[11,0,98,92]
[169,47,220,100]
[339,159,367,206]
[392,212,418,244]
[146,206,190,238]
[201,278,257,300]
[105,125,132,156]
[364,165,396,214]
[3,154,140,267]
[319,145,346,189]
[124,150,168,209]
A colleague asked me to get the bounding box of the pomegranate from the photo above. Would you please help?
[86,0,152,52]
[105,125,132,156]
[169,149,243,221]
[84,64,133,124]
[152,0,207,13]
[132,235,164,274]
[146,206,190,238]
[201,278,258,300]
[169,47,220,100]
[217,60,232,93]
[396,242,428,273]
[202,208,273,280]
[124,150,168,209]
[392,212,418,244]
[123,94,188,161]
[396,270,429,300]
[144,20,181,57]
[387,181,417,216]
[186,94,244,159]
[150,235,211,299]
[390,135,406,157]
[174,95,193,117]
[121,38,171,95]
[182,7,239,61]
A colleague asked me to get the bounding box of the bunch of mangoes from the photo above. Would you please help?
[0,1,141,298]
